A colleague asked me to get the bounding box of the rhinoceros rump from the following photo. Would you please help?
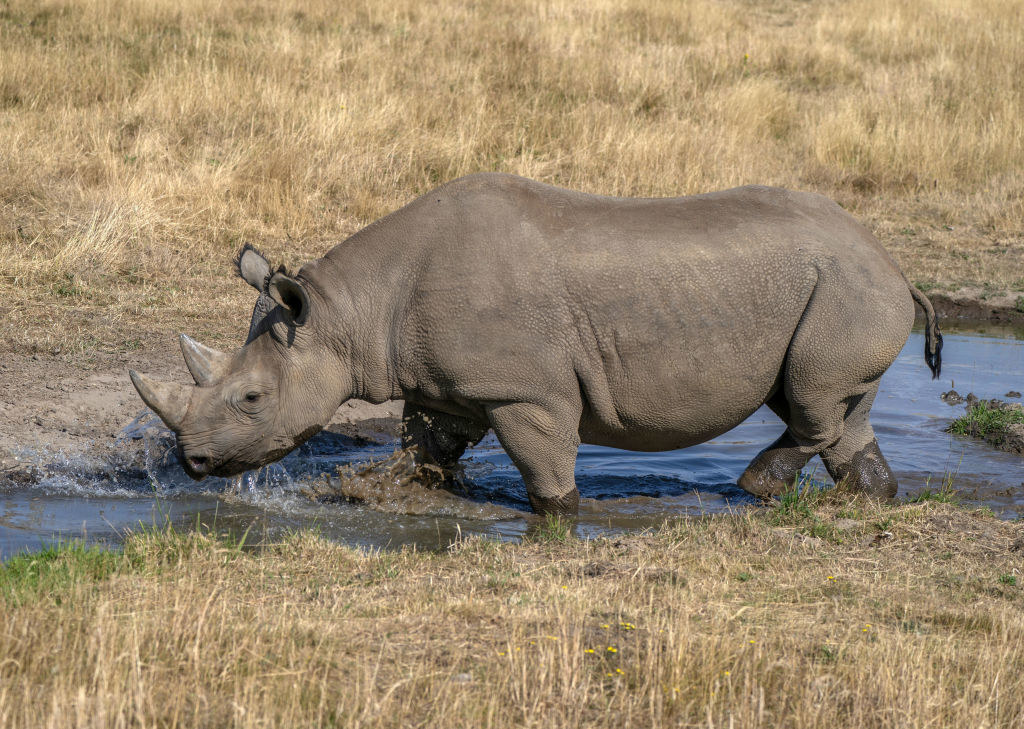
[130,173,941,514]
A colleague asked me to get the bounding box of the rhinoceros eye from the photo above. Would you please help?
[244,391,261,403]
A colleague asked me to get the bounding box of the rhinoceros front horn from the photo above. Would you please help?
[129,370,190,431]
[179,334,230,386]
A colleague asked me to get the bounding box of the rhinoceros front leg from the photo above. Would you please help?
[486,401,581,516]
[401,403,488,469]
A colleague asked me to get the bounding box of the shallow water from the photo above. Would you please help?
[2,324,1022,558]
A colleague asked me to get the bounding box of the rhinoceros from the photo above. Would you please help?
[130,173,941,514]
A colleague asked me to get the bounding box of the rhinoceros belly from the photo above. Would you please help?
[569,250,814,452]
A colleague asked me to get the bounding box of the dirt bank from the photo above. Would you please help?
[926,288,1024,326]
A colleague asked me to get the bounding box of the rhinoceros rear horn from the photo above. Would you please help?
[129,370,190,431]
[179,334,231,386]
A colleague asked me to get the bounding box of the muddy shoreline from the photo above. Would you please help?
[925,290,1024,327]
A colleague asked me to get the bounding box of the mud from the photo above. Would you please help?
[303,448,523,520]
[926,290,1024,326]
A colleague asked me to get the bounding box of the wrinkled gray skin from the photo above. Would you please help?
[130,173,943,515]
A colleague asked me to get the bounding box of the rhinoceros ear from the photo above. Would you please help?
[236,244,271,293]
[267,272,310,327]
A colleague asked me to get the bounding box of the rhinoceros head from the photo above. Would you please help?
[129,246,350,479]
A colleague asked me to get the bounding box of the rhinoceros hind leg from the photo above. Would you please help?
[401,403,489,469]
[486,401,581,515]
[821,438,897,499]
[820,386,897,499]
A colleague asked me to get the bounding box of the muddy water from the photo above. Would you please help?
[2,324,1022,558]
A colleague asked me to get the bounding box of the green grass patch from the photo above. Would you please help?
[907,474,960,504]
[948,401,1024,442]
[527,513,574,543]
[0,522,250,607]
[766,477,847,542]
[0,541,129,607]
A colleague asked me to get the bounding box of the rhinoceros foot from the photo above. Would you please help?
[822,438,898,500]
[527,488,580,516]
[737,430,811,499]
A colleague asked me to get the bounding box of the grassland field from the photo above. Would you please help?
[2,0,1024,726]
[2,0,1024,354]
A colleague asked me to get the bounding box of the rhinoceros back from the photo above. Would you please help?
[390,177,913,450]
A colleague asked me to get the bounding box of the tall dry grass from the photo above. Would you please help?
[1,496,1022,728]
[2,0,1023,351]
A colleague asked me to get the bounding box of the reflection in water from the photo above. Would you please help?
[2,325,1023,558]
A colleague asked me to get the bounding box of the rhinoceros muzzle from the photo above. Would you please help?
[130,334,243,480]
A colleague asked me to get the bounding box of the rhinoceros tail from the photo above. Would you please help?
[905,276,943,379]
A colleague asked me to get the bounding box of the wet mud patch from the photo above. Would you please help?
[302,449,524,521]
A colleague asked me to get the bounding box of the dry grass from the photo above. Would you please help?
[1,494,1022,728]
[2,0,1024,352]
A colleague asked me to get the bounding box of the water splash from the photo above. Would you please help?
[226,463,296,499]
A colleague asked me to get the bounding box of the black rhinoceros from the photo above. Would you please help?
[130,173,941,514]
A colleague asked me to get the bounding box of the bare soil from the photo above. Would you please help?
[926,288,1024,325]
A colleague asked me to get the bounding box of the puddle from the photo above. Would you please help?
[2,324,1022,558]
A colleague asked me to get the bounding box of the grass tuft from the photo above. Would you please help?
[527,513,574,544]
[948,401,1024,443]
